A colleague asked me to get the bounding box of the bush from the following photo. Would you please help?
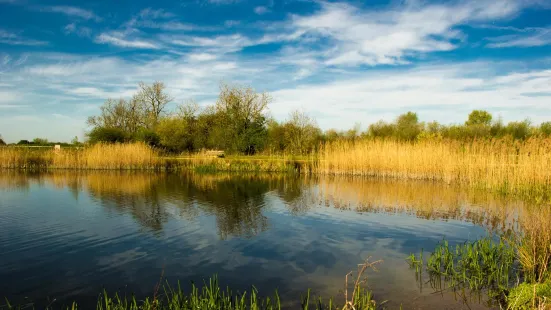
[540,122,551,137]
[135,129,160,147]
[87,127,129,144]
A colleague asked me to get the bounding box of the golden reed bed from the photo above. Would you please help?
[2,137,551,199]
[318,138,551,200]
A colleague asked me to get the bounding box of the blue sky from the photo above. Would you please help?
[1,0,551,142]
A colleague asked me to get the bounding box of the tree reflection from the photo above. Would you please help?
[0,171,533,237]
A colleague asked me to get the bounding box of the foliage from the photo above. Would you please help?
[156,117,194,153]
[0,135,5,146]
[82,82,551,156]
[541,122,551,137]
[32,138,49,145]
[87,127,129,144]
[135,129,160,147]
[395,112,421,141]
[466,110,493,126]
[284,110,321,155]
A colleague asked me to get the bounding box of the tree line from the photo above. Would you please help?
[4,81,550,153]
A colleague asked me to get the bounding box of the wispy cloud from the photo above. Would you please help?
[95,31,160,49]
[276,0,527,66]
[207,0,241,4]
[487,27,551,48]
[43,6,102,21]
[0,29,48,46]
[64,23,92,37]
[254,6,270,15]
[125,7,216,32]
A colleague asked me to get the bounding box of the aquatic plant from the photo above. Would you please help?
[408,237,517,307]
[1,260,381,310]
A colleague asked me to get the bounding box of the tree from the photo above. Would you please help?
[0,135,6,146]
[33,138,49,145]
[214,83,270,154]
[466,110,492,126]
[156,117,194,152]
[540,122,551,137]
[134,81,173,128]
[505,120,531,140]
[369,121,396,138]
[17,140,30,145]
[284,110,321,155]
[395,112,421,141]
[87,98,144,135]
[87,127,128,144]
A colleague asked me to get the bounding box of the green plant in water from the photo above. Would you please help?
[1,268,382,310]
[408,237,517,307]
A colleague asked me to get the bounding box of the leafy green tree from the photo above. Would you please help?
[368,121,396,138]
[266,119,287,154]
[32,138,49,145]
[395,112,421,141]
[87,127,129,144]
[540,122,551,136]
[0,135,6,146]
[135,128,160,147]
[214,83,270,154]
[156,117,193,152]
[504,120,531,140]
[466,110,493,126]
[17,140,30,145]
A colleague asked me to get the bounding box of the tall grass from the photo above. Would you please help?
[0,143,163,170]
[318,138,551,200]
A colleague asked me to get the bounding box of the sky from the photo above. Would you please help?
[1,0,551,142]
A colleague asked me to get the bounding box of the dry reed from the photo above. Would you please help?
[0,143,162,170]
[318,137,551,200]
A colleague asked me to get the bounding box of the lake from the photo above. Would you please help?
[0,171,524,309]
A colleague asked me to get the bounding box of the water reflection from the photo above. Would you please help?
[0,171,525,238]
[0,171,531,309]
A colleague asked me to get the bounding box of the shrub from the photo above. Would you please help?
[87,127,129,144]
[136,129,160,147]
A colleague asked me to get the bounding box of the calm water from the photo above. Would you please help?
[0,172,524,309]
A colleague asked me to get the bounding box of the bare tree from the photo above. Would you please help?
[285,110,320,155]
[86,98,144,134]
[134,81,173,128]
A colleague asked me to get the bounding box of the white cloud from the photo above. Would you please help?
[282,0,527,66]
[138,8,174,19]
[0,29,48,46]
[487,27,551,48]
[254,6,270,15]
[95,32,160,49]
[188,53,218,62]
[64,23,92,37]
[45,6,102,21]
[269,64,551,128]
